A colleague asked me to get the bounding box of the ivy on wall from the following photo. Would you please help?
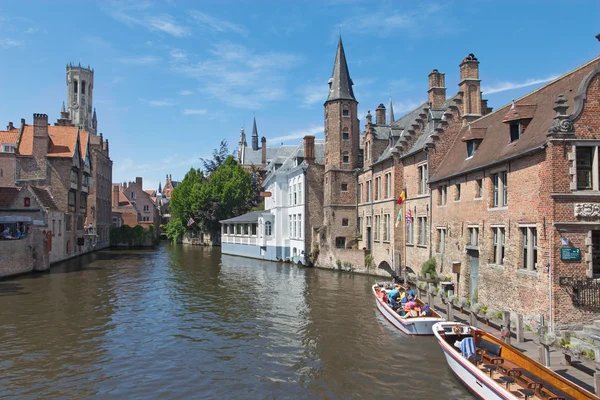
[110,225,156,247]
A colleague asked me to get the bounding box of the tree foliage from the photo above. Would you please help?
[200,139,230,175]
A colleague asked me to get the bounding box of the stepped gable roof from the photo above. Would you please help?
[431,56,600,183]
[30,186,59,210]
[0,128,19,144]
[326,36,356,103]
[0,187,20,207]
[220,210,264,224]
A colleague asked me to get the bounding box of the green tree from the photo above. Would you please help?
[200,139,231,175]
[165,167,205,242]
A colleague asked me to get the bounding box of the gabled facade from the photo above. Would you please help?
[430,56,600,328]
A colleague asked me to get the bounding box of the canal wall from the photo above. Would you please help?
[0,228,49,278]
[315,245,392,277]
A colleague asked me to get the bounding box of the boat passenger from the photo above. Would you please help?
[405,305,419,318]
[407,288,417,299]
[387,288,400,303]
[421,304,432,317]
[405,297,417,309]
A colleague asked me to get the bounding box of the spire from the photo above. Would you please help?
[326,36,355,103]
[251,117,259,151]
[92,108,97,130]
[239,127,247,146]
[61,102,66,113]
[388,96,395,124]
[158,181,162,193]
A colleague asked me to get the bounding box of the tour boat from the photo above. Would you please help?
[372,283,445,335]
[433,321,600,400]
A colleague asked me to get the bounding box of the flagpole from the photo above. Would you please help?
[403,187,407,284]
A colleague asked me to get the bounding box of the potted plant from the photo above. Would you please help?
[471,303,482,315]
[485,308,496,325]
[569,342,584,360]
[421,258,437,281]
[539,331,557,347]
[456,297,467,313]
[430,286,440,296]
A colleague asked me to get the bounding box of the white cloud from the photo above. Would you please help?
[482,75,560,95]
[0,38,24,48]
[146,15,190,37]
[25,27,36,34]
[183,108,207,115]
[270,125,323,143]
[139,98,177,107]
[116,55,160,65]
[299,83,326,108]
[188,10,248,35]
[172,42,301,109]
[106,2,190,37]
[170,48,187,61]
[178,90,194,96]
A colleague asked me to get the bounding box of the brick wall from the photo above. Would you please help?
[0,228,49,278]
[0,153,16,186]
[305,164,324,256]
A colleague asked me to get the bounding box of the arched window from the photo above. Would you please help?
[365,142,371,161]
[81,81,86,94]
[343,127,349,140]
[265,221,272,236]
[342,151,349,164]
[73,80,78,93]
[343,104,349,117]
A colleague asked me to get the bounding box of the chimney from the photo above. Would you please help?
[105,139,109,156]
[112,184,120,208]
[261,136,267,166]
[136,177,142,186]
[375,104,386,125]
[7,122,13,130]
[428,69,446,109]
[123,181,127,189]
[304,136,315,165]
[458,53,482,125]
[366,110,372,126]
[169,174,172,180]
[33,113,49,158]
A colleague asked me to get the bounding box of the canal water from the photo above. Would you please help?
[0,245,472,399]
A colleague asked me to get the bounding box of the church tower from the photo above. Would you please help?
[66,62,96,135]
[322,36,359,249]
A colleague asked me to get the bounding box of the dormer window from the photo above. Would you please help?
[343,105,349,117]
[510,122,521,142]
[467,140,476,158]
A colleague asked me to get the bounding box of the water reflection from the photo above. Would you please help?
[0,245,471,399]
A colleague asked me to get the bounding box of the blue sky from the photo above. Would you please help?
[1,1,599,190]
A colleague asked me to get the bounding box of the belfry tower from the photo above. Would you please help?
[322,36,360,249]
[66,62,97,135]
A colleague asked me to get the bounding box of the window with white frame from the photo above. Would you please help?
[469,227,479,247]
[366,141,371,161]
[520,226,538,271]
[492,171,508,207]
[289,215,292,237]
[359,183,364,203]
[367,180,372,202]
[576,147,595,190]
[298,181,302,204]
[418,164,428,195]
[418,216,428,245]
[293,215,297,238]
[385,172,391,198]
[143,205,149,212]
[342,151,349,164]
[289,186,292,205]
[342,127,349,140]
[343,104,349,117]
[438,185,447,205]
[298,214,302,238]
[475,179,483,198]
[375,177,381,200]
[265,221,272,236]
[293,184,297,205]
[374,215,380,241]
[384,214,390,241]
[437,228,446,254]
[492,227,505,265]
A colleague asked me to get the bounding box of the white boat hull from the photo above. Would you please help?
[433,322,516,400]
[373,286,444,336]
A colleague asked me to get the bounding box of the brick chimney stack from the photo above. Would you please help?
[304,136,315,165]
[33,113,49,159]
[7,122,13,130]
[135,177,142,187]
[375,103,386,125]
[261,136,267,166]
[428,69,446,109]
[112,184,120,208]
[458,53,482,125]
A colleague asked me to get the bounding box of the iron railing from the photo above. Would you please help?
[559,277,600,309]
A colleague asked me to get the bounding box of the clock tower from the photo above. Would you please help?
[66,62,97,135]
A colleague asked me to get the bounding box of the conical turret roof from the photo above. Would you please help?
[326,37,356,103]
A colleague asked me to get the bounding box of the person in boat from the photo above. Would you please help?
[421,303,433,317]
[405,304,419,318]
[387,288,400,304]
[405,296,417,309]
[407,287,417,300]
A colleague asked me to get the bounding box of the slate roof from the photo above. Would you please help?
[0,187,20,207]
[326,37,356,103]
[30,186,59,210]
[241,145,296,166]
[220,210,264,223]
[431,56,600,183]
[263,139,326,182]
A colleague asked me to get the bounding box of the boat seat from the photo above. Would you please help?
[519,382,543,400]
[478,337,502,357]
[499,375,514,390]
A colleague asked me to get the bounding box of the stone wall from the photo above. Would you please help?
[0,152,16,187]
[0,228,49,278]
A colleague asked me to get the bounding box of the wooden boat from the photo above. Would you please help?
[433,321,600,400]
[372,283,444,335]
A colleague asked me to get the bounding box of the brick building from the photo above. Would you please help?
[112,178,160,233]
[430,56,600,328]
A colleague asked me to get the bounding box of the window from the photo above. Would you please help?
[576,147,593,190]
[289,215,292,236]
[467,140,476,158]
[342,151,349,164]
[492,227,505,265]
[143,205,149,212]
[73,79,78,93]
[24,197,30,207]
[475,179,483,198]
[81,80,86,94]
[52,220,56,237]
[469,227,479,246]
[375,177,381,200]
[492,172,508,207]
[68,191,76,207]
[66,214,72,231]
[336,237,346,248]
[384,214,390,241]
[367,180,372,202]
[510,122,521,142]
[455,183,461,201]
[70,169,78,185]
[131,191,136,200]
[365,142,371,161]
[418,216,428,245]
[2,144,16,153]
[385,173,391,198]
[343,128,349,140]
[437,228,446,254]
[374,215,380,241]
[298,182,302,204]
[251,224,257,236]
[298,214,302,238]
[418,164,428,195]
[343,105,349,117]
[520,227,538,271]
[293,215,297,238]
[342,218,349,226]
[289,186,292,205]
[265,221,272,236]
[359,183,364,203]
[406,218,414,244]
[80,193,87,211]
[358,217,363,235]
[341,183,348,192]
[58,220,62,236]
[438,185,447,206]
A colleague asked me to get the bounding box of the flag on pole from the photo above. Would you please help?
[395,210,402,228]
[187,217,195,227]
[406,209,413,225]
[397,190,406,205]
